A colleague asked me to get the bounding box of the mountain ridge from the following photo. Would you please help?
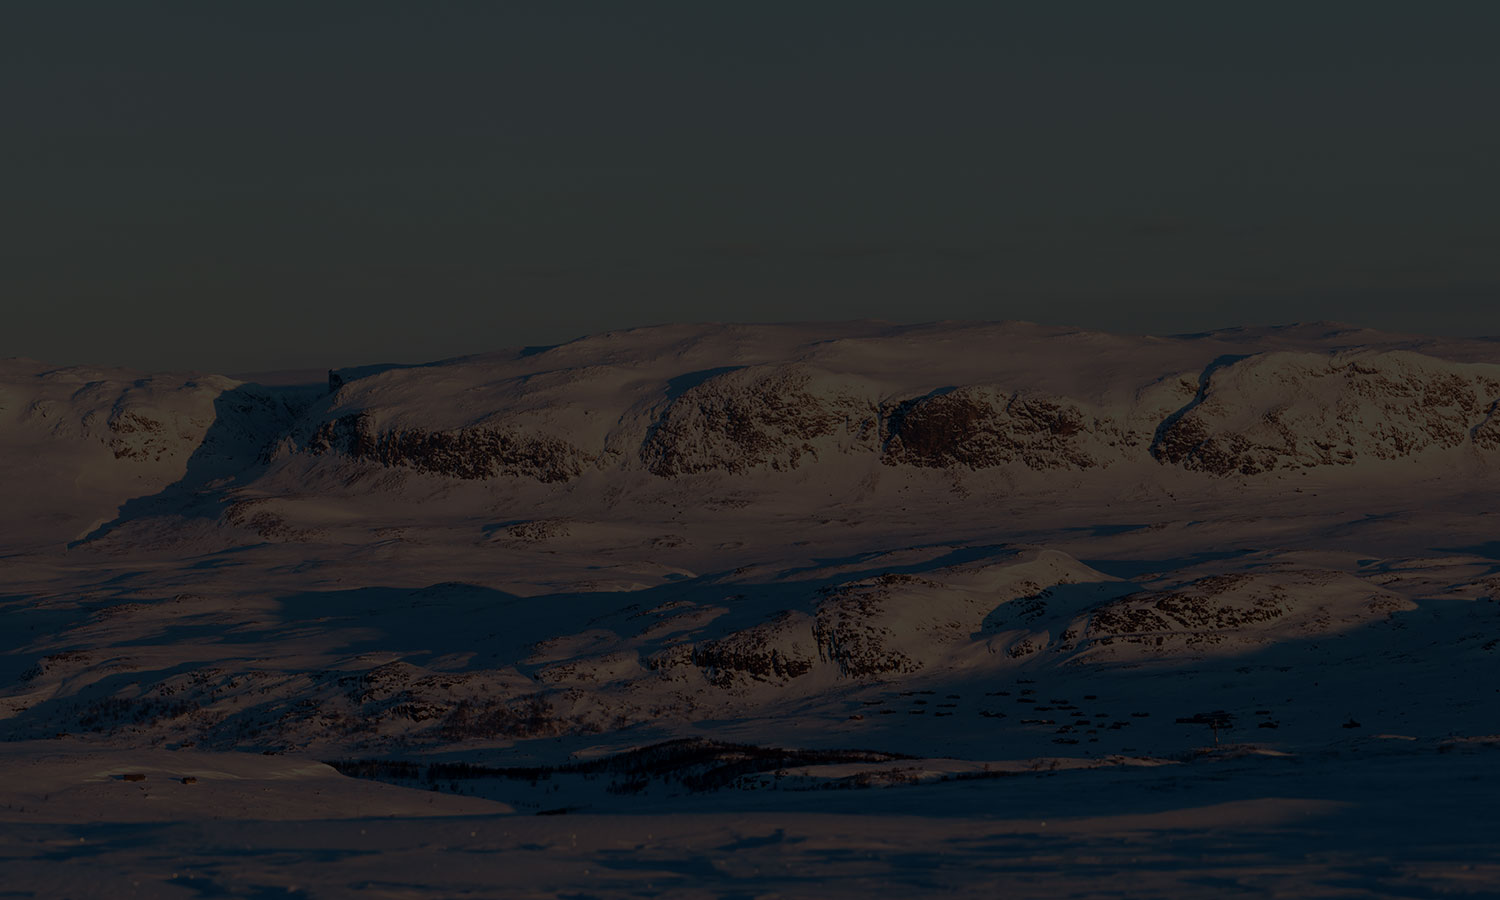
[7,322,1500,554]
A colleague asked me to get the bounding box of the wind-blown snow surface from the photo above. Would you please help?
[3,321,1500,897]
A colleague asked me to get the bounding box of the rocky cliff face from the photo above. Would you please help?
[640,365,877,476]
[686,611,819,686]
[881,388,1135,471]
[305,412,589,483]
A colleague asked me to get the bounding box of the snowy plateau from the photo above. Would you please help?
[2,320,1499,898]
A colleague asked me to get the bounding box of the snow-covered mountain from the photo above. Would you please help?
[277,322,1500,485]
[2,320,1497,750]
[8,321,1500,549]
[3,321,1500,897]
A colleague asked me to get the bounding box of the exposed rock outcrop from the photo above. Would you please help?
[1152,352,1500,474]
[1066,570,1414,657]
[306,412,588,482]
[810,550,1108,677]
[882,387,1129,470]
[640,366,877,476]
[688,611,818,686]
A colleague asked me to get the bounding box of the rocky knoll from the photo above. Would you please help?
[640,365,878,476]
[983,570,1415,662]
[657,549,1110,685]
[684,611,820,686]
[1152,351,1500,474]
[880,387,1134,470]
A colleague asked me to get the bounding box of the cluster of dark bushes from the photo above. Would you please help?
[325,758,422,780]
[76,696,198,732]
[438,695,558,741]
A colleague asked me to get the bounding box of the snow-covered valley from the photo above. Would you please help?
[3,321,1499,897]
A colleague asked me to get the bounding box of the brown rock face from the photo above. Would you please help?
[307,413,586,483]
[812,577,927,678]
[882,388,1104,470]
[688,611,818,686]
[641,367,875,476]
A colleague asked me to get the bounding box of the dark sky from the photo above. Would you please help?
[5,3,1499,372]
